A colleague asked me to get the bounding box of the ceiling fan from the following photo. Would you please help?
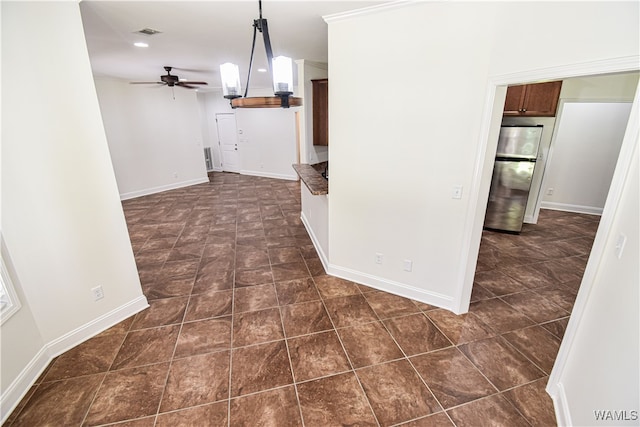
[130,66,207,89]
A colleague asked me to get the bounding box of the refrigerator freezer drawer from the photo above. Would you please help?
[496,126,543,159]
[484,160,536,233]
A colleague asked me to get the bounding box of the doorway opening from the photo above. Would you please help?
[466,68,638,424]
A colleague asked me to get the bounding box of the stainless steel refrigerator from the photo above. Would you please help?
[484,125,543,233]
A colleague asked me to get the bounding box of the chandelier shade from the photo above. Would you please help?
[220,63,242,98]
[219,1,302,109]
[272,56,293,95]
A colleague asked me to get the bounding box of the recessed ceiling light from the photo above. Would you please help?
[134,42,149,48]
[257,68,267,73]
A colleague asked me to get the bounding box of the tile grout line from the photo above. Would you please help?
[277,182,308,427]
[373,302,453,425]
[151,194,206,426]
[226,181,241,427]
[311,276,381,427]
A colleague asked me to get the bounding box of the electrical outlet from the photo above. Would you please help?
[375,253,383,264]
[91,285,104,301]
[173,172,179,179]
[403,259,413,272]
[546,188,554,196]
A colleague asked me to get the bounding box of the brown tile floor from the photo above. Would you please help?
[4,173,598,426]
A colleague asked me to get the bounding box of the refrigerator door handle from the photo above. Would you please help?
[495,156,536,162]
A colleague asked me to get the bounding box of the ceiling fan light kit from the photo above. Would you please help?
[220,0,302,109]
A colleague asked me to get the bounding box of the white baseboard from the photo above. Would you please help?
[299,211,329,271]
[0,346,50,424]
[0,296,149,424]
[327,264,455,311]
[119,177,210,200]
[45,296,148,357]
[240,170,298,181]
[548,382,571,426]
[540,202,603,216]
[299,212,453,311]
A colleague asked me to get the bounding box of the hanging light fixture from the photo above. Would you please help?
[220,0,302,109]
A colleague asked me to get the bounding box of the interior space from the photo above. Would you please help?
[1,1,638,426]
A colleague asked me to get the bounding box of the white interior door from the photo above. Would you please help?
[216,113,239,173]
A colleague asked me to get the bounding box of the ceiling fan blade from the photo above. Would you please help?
[171,67,211,73]
[177,83,197,89]
[182,81,208,85]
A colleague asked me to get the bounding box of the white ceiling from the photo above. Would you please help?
[80,1,386,92]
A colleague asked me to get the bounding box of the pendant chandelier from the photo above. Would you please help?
[219,0,302,109]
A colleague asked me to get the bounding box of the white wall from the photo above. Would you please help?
[549,89,639,426]
[561,72,639,100]
[198,89,300,181]
[198,90,235,171]
[541,102,632,214]
[326,1,638,424]
[296,60,329,165]
[0,240,44,417]
[236,107,298,180]
[301,187,329,264]
[1,2,148,420]
[95,78,209,199]
[325,1,638,309]
[539,73,639,214]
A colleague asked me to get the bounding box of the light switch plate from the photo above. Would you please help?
[615,233,627,259]
[452,185,463,199]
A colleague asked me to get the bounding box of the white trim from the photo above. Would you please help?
[452,82,504,314]
[323,1,415,23]
[301,207,452,309]
[119,177,209,200]
[327,263,455,311]
[546,77,640,410]
[549,382,573,427]
[294,59,327,71]
[0,346,50,424]
[45,295,148,357]
[300,211,329,271]
[491,56,640,86]
[0,295,148,424]
[539,202,603,216]
[239,170,298,181]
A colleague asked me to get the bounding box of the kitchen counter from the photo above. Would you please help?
[292,163,328,195]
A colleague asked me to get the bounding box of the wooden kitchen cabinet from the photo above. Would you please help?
[503,81,562,117]
[311,78,328,146]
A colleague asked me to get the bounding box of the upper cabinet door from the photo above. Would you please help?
[504,81,562,117]
[503,85,527,115]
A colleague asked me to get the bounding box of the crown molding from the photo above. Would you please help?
[323,1,416,23]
